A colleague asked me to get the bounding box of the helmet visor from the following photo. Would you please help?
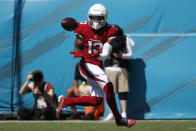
[89,15,105,21]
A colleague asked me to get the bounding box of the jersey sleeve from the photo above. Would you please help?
[107,25,118,40]
[74,23,82,34]
[74,21,88,39]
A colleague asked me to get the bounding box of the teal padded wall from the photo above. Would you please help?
[0,0,196,119]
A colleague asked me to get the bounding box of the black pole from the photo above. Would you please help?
[11,0,23,113]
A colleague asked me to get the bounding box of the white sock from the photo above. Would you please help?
[121,112,127,118]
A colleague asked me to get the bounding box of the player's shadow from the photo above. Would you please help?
[127,58,150,119]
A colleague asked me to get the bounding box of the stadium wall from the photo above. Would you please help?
[0,0,196,119]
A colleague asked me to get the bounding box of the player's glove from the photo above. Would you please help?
[70,49,102,59]
[70,51,84,58]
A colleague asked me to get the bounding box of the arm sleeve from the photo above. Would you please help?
[98,43,113,61]
[121,35,134,60]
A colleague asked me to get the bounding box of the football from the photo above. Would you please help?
[61,17,78,31]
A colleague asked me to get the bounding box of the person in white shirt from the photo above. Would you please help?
[103,25,134,121]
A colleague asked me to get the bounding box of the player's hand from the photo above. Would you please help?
[70,49,102,58]
[87,49,102,58]
[70,51,83,58]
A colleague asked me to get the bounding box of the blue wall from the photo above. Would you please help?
[0,0,196,119]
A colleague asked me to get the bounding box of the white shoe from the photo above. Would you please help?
[103,113,114,121]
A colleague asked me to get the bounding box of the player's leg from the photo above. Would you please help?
[79,62,136,127]
[56,95,103,119]
[79,62,122,123]
[56,78,103,119]
[103,69,118,121]
[56,64,104,119]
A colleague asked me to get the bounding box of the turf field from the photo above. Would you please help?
[0,120,196,131]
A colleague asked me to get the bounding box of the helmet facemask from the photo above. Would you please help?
[88,15,106,30]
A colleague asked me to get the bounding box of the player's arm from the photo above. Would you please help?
[70,34,84,58]
[98,38,115,61]
[19,72,33,95]
[74,34,83,53]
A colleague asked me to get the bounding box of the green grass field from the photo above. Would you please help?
[0,120,196,131]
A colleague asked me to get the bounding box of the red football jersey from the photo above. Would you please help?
[74,21,117,67]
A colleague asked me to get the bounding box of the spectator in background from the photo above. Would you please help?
[17,70,57,120]
[66,63,104,120]
[103,25,134,121]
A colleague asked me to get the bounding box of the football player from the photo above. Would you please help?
[56,3,136,127]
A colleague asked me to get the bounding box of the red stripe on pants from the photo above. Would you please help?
[103,82,122,122]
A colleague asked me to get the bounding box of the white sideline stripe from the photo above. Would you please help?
[129,33,196,37]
